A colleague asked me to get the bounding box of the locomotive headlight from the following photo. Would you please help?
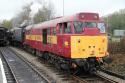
[96,57,103,62]
[64,41,69,47]
[105,52,109,56]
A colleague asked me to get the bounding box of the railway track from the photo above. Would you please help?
[10,47,125,83]
[71,68,125,83]
[0,47,54,83]
[95,68,125,83]
[100,68,125,79]
[39,58,120,83]
[36,55,125,83]
[72,74,112,83]
[0,49,17,83]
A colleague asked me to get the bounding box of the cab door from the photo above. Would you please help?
[42,29,47,44]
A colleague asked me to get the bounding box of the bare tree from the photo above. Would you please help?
[33,1,55,24]
[12,3,32,27]
[11,1,55,27]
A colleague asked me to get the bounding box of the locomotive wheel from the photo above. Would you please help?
[89,68,96,74]
[31,49,36,55]
[60,63,70,70]
[55,62,61,70]
[83,62,90,72]
[48,57,52,63]
[43,52,49,60]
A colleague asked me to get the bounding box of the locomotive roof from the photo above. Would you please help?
[25,16,73,30]
[25,12,99,30]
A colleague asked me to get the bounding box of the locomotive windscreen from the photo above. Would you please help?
[74,22,96,33]
[97,23,106,33]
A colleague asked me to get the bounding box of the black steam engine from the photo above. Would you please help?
[0,27,10,46]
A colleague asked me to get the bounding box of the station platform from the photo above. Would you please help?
[0,58,7,83]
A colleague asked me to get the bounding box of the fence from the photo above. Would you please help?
[108,38,125,54]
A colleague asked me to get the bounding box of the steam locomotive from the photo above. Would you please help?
[0,27,10,46]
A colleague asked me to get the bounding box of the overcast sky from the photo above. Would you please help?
[0,0,125,20]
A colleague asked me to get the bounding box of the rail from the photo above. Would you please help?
[0,48,18,83]
[95,68,125,83]
[100,68,125,79]
[0,47,53,83]
[72,75,88,83]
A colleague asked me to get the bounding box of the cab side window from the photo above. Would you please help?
[64,22,71,34]
[59,23,63,34]
[47,28,50,35]
[53,27,56,35]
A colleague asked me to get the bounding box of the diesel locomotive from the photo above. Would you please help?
[12,12,109,72]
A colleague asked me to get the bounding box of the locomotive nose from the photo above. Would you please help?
[71,36,107,58]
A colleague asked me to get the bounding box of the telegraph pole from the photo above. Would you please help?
[63,0,64,16]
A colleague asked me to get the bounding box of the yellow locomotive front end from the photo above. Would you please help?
[71,35,108,59]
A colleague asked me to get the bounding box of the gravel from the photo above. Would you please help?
[104,53,125,76]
